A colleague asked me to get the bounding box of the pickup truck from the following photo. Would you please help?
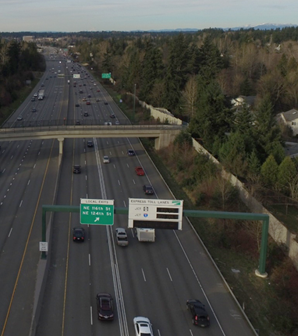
[135,166,145,176]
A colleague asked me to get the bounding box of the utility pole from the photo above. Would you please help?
[133,83,136,122]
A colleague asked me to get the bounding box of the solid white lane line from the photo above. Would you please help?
[90,306,93,325]
[141,268,146,282]
[166,268,173,281]
[8,228,13,237]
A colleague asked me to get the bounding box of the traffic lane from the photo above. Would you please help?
[36,138,76,336]
[115,225,219,336]
[0,139,47,261]
[175,221,256,336]
[101,139,253,332]
[99,147,182,334]
[78,145,123,335]
[63,221,92,336]
[85,139,131,335]
[0,139,59,336]
[63,137,93,336]
[89,226,123,335]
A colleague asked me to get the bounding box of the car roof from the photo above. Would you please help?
[134,316,152,334]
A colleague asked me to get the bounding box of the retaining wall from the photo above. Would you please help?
[192,138,298,270]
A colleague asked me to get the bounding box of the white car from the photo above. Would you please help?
[104,121,112,126]
[133,316,154,336]
[103,156,110,164]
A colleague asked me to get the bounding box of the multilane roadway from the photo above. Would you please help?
[0,51,257,336]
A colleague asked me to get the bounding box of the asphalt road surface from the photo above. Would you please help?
[0,49,257,336]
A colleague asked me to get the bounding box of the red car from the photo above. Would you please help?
[86,101,91,105]
[135,167,145,176]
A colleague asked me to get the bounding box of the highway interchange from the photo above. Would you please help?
[0,49,257,336]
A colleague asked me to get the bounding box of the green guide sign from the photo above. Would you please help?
[80,199,114,225]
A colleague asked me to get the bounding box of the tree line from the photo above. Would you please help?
[72,29,298,199]
[0,38,45,112]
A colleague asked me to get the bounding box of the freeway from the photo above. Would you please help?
[0,49,257,336]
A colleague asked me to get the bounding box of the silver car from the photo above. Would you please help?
[133,316,154,336]
[115,228,128,246]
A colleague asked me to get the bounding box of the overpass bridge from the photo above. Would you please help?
[0,121,185,154]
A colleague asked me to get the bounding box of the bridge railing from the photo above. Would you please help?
[0,119,185,133]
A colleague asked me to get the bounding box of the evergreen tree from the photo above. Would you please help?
[161,34,190,113]
[198,35,224,81]
[139,42,164,102]
[253,95,283,163]
[261,155,279,188]
[277,156,296,194]
[218,131,248,177]
[189,77,230,152]
[6,41,21,75]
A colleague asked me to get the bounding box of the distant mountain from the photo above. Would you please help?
[142,24,298,33]
[226,23,298,31]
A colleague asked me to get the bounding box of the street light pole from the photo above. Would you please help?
[133,83,136,122]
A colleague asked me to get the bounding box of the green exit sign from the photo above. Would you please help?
[80,199,114,225]
[101,73,111,79]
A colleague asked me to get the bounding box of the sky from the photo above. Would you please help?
[0,0,297,32]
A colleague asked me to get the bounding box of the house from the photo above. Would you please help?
[231,95,256,109]
[280,109,298,135]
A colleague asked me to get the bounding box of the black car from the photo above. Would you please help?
[73,227,85,242]
[75,103,80,107]
[104,102,108,105]
[186,299,210,327]
[75,120,81,125]
[110,114,115,118]
[32,108,37,112]
[143,185,154,195]
[87,140,94,147]
[84,112,89,117]
[127,149,135,156]
[31,98,35,102]
[73,165,81,174]
[96,293,114,321]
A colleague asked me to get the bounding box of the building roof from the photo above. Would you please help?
[281,109,298,122]
[231,95,256,108]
